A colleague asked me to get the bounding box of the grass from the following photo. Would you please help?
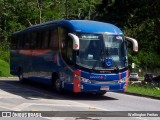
[127,82,160,97]
[0,59,11,77]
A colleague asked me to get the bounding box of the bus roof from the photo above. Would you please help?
[13,20,123,35]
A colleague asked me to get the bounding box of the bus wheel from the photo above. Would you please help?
[55,78,62,93]
[18,68,24,83]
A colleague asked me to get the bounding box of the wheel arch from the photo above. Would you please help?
[51,72,59,81]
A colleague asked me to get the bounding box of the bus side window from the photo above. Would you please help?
[41,31,49,49]
[59,27,73,65]
[49,28,58,50]
[17,35,23,49]
[37,31,42,49]
[24,33,31,49]
[66,36,73,62]
[30,32,37,49]
[59,27,67,58]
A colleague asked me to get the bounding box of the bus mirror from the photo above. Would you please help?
[68,33,79,50]
[125,36,138,52]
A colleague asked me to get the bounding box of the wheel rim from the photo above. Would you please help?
[19,70,23,82]
[55,79,61,92]
[19,74,23,80]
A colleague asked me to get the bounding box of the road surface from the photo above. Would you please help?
[0,78,159,120]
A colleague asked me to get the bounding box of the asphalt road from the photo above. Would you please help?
[0,77,159,120]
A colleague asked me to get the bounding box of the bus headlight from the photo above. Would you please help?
[75,75,91,83]
[118,78,126,83]
[80,77,91,83]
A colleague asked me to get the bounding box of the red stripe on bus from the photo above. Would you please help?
[32,50,50,56]
[73,70,81,93]
[18,50,50,56]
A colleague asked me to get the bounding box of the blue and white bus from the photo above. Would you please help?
[10,20,138,95]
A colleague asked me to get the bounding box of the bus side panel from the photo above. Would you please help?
[27,50,61,85]
[10,49,61,86]
[10,50,33,76]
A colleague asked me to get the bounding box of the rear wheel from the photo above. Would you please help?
[18,68,24,83]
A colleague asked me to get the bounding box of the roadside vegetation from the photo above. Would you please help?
[0,38,10,76]
[0,59,10,77]
[127,82,160,98]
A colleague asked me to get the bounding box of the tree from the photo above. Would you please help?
[95,0,160,72]
[66,0,102,19]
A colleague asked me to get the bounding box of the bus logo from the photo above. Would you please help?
[90,76,104,79]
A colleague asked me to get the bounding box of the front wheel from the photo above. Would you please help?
[54,78,63,93]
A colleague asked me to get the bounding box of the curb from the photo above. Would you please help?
[0,77,18,78]
[0,77,17,78]
[0,77,18,80]
[122,92,160,100]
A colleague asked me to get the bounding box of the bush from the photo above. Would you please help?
[127,82,160,97]
[0,59,10,77]
[0,40,10,63]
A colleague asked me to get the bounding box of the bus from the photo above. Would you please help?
[10,20,138,95]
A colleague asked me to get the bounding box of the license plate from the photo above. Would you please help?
[100,86,109,91]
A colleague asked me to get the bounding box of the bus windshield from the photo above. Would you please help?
[76,33,127,70]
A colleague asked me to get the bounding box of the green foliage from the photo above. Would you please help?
[0,59,10,77]
[96,0,160,73]
[124,18,160,72]
[127,83,160,97]
[66,0,101,19]
[0,39,10,62]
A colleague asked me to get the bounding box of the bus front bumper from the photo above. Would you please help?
[63,82,127,93]
[80,82,126,93]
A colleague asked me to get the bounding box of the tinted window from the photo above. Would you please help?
[30,32,37,49]
[41,31,49,49]
[59,27,67,58]
[59,27,73,65]
[49,28,58,50]
[17,34,24,49]
[36,31,42,49]
[23,33,31,49]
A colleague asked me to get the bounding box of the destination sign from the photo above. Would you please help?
[80,34,100,40]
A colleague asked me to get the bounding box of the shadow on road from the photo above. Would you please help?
[0,79,118,101]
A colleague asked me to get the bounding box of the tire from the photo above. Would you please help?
[54,78,63,93]
[51,73,64,93]
[18,68,24,83]
[52,75,62,93]
[95,91,107,96]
